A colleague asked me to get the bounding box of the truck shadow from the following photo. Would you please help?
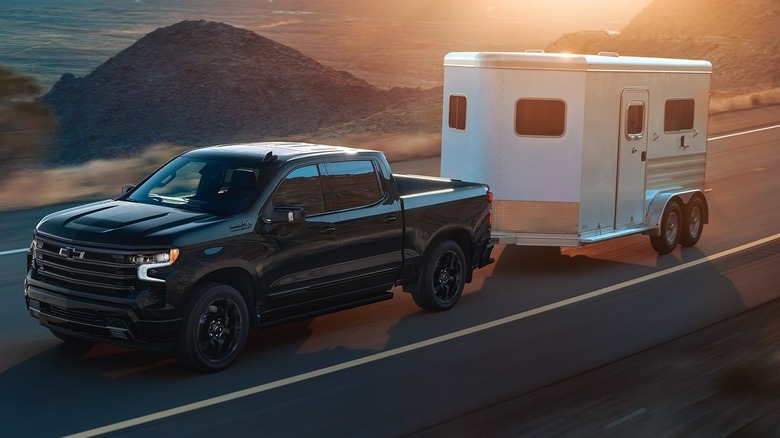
[363,243,762,431]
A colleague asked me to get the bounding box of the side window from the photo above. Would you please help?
[626,102,645,139]
[327,160,383,211]
[448,94,467,131]
[515,99,566,137]
[664,99,695,133]
[272,165,326,215]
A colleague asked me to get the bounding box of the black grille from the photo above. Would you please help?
[33,237,137,296]
[45,303,107,326]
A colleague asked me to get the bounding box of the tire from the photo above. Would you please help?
[176,282,249,372]
[650,200,682,254]
[412,240,467,311]
[680,197,705,247]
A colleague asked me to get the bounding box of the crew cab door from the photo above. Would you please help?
[323,159,403,294]
[259,163,341,311]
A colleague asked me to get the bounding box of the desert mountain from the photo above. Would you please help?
[546,0,780,96]
[41,1,778,164]
[42,20,434,163]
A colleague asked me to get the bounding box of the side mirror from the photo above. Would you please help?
[121,184,135,195]
[268,206,305,224]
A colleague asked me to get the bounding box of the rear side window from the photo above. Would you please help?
[515,99,566,137]
[448,94,467,131]
[664,99,695,133]
[326,160,383,211]
[272,165,326,215]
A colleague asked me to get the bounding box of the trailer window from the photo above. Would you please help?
[326,160,384,211]
[626,102,645,139]
[448,94,467,131]
[515,99,566,137]
[664,99,695,133]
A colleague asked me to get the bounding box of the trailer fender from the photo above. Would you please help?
[644,190,707,237]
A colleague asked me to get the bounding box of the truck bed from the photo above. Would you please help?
[394,173,481,197]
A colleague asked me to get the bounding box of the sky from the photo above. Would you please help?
[483,0,654,27]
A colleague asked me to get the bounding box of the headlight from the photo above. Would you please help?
[134,249,179,283]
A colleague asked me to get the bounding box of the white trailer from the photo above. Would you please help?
[440,51,712,253]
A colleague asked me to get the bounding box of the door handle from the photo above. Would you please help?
[319,226,336,235]
[382,215,398,224]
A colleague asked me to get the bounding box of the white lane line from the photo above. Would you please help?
[604,408,647,429]
[709,124,780,141]
[0,248,27,256]
[65,232,780,438]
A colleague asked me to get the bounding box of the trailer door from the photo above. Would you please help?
[615,88,648,228]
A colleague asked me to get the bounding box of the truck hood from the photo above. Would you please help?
[35,200,218,248]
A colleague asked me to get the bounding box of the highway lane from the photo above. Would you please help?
[0,106,778,437]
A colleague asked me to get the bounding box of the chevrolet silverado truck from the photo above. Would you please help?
[25,142,493,372]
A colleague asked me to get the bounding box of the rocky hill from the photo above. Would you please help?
[40,1,779,164]
[41,20,435,163]
[546,0,780,96]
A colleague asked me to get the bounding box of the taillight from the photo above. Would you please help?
[487,191,493,227]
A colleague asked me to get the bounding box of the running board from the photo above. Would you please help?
[258,291,394,328]
[493,225,656,246]
[579,225,656,244]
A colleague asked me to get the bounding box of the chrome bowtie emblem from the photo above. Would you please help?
[59,247,85,259]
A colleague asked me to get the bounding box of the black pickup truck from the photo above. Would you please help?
[25,142,493,371]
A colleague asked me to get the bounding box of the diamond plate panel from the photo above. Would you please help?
[493,200,580,234]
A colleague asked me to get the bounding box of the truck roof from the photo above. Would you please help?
[444,52,712,73]
[183,141,379,163]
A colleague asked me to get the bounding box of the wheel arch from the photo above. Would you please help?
[425,228,474,282]
[644,189,707,237]
[189,268,258,328]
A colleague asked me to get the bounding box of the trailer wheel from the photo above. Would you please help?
[680,197,705,247]
[650,200,682,254]
[412,240,466,311]
[177,282,249,372]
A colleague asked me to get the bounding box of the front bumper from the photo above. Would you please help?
[25,276,180,352]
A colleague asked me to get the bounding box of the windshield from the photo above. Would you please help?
[125,156,263,215]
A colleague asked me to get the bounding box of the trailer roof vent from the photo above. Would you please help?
[598,51,620,57]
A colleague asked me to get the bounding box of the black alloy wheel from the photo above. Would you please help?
[177,282,249,372]
[412,240,467,311]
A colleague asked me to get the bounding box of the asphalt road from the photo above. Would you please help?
[0,106,778,437]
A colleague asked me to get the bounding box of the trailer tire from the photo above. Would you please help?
[177,282,249,372]
[680,197,705,247]
[650,200,682,254]
[412,240,466,311]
